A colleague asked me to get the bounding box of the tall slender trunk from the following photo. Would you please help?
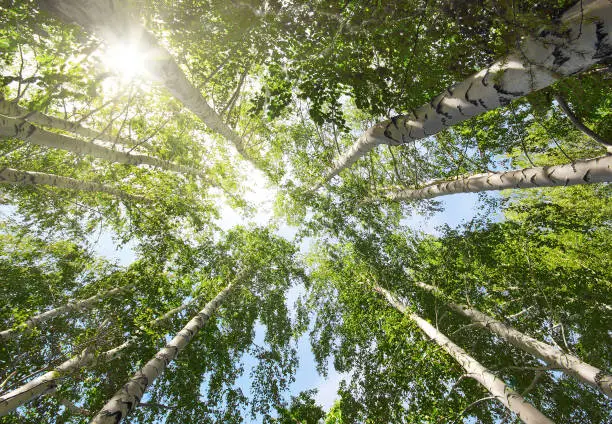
[374,156,612,202]
[90,283,234,423]
[0,98,134,149]
[553,94,612,152]
[0,167,148,203]
[39,0,259,168]
[319,0,611,186]
[412,281,612,398]
[373,285,553,424]
[0,285,134,341]
[0,115,211,180]
[0,296,199,416]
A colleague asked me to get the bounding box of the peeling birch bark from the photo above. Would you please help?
[0,115,211,180]
[0,168,149,202]
[374,285,554,424]
[38,0,259,168]
[375,156,612,202]
[0,285,134,341]
[320,0,612,185]
[90,283,234,423]
[0,296,198,416]
[411,281,612,398]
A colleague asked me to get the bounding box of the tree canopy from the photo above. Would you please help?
[0,0,610,422]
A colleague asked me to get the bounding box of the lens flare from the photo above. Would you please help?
[104,43,147,80]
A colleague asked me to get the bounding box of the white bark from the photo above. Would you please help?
[0,167,148,203]
[90,283,234,423]
[374,285,554,424]
[321,0,612,185]
[0,285,134,341]
[0,98,136,149]
[0,296,198,416]
[412,281,612,398]
[39,0,258,167]
[377,156,612,202]
[0,115,211,179]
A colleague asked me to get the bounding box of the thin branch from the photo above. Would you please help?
[554,93,611,148]
[452,396,496,424]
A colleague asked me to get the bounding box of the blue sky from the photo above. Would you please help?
[83,183,490,420]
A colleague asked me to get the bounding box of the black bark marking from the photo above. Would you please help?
[435,94,453,121]
[103,410,123,423]
[401,116,412,143]
[493,83,523,98]
[552,46,570,67]
[389,115,399,129]
[539,29,551,38]
[481,68,491,87]
[383,120,401,143]
[464,82,479,107]
[478,99,488,110]
[593,21,612,60]
[583,169,591,182]
[499,97,511,107]
[456,105,466,116]
[26,123,36,138]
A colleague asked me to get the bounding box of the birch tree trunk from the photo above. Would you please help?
[90,282,234,423]
[0,285,134,341]
[0,167,148,203]
[373,285,554,424]
[375,156,612,202]
[39,0,259,168]
[411,281,612,398]
[320,0,612,185]
[0,115,211,180]
[0,98,135,149]
[0,296,199,416]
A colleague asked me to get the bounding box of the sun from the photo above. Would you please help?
[103,42,147,81]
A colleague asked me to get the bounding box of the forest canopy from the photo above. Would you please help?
[0,0,610,423]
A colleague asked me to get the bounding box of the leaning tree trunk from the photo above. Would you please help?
[319,0,612,186]
[0,115,211,180]
[0,167,148,203]
[411,281,612,398]
[374,156,612,202]
[0,98,136,149]
[0,285,134,341]
[373,285,554,424]
[39,0,259,168]
[0,295,200,416]
[90,282,235,423]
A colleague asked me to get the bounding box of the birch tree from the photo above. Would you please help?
[406,280,612,397]
[373,285,553,424]
[38,0,260,167]
[0,284,134,341]
[373,155,612,202]
[0,113,213,180]
[0,98,135,149]
[0,167,149,203]
[0,291,200,416]
[318,0,612,185]
[90,280,236,423]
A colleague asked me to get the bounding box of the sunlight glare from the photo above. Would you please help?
[104,43,147,81]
